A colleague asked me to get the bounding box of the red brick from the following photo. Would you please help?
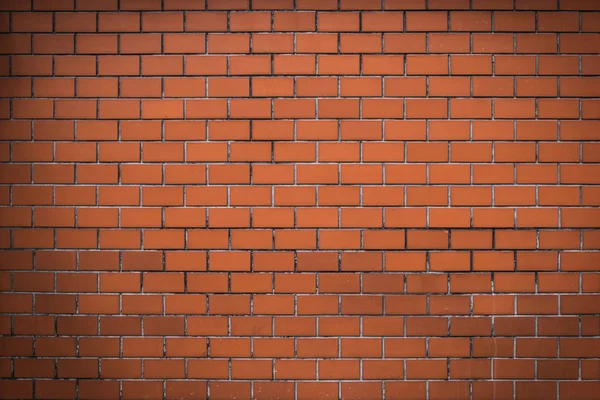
[1,8,597,396]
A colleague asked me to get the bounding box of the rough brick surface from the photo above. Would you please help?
[0,0,599,399]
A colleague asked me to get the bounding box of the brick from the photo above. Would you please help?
[1,7,597,396]
[186,11,227,31]
[164,33,206,53]
[274,12,315,31]
[451,11,492,31]
[98,12,139,32]
[406,11,447,31]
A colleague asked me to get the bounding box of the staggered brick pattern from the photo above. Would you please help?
[1,0,600,399]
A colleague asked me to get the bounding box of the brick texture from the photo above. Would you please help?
[1,0,600,399]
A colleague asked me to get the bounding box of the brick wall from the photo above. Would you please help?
[1,0,599,399]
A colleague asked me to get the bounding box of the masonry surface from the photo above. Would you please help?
[0,0,599,399]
